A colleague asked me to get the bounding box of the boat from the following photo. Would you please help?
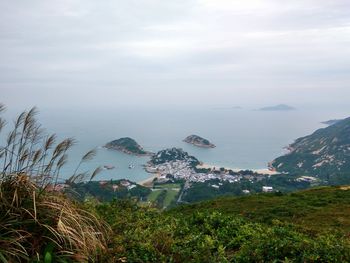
[103,165,115,170]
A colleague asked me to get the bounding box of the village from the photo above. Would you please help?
[144,159,275,193]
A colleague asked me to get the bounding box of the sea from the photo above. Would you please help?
[2,105,349,183]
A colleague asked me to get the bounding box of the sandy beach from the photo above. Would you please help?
[138,173,160,186]
[197,163,279,175]
[138,162,279,187]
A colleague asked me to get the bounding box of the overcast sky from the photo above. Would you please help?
[1,0,350,109]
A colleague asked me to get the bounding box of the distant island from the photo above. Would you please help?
[259,104,296,111]
[183,135,216,148]
[212,106,242,110]
[321,119,343,126]
[105,137,153,156]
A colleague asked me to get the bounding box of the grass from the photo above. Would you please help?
[169,186,350,235]
[0,105,109,262]
[163,189,180,208]
[147,185,180,208]
[147,189,163,202]
[154,183,181,189]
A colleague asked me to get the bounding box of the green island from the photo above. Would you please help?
[105,137,153,156]
[2,106,350,262]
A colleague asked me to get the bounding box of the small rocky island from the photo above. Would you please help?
[105,137,153,156]
[183,135,216,148]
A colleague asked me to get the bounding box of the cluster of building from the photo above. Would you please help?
[99,179,137,191]
[145,160,267,185]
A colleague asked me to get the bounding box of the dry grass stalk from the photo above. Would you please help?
[0,105,110,261]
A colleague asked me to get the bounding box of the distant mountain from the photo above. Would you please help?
[321,119,343,126]
[259,104,296,111]
[212,106,242,110]
[183,135,215,148]
[105,137,153,156]
[270,117,350,177]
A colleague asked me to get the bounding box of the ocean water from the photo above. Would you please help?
[2,106,349,182]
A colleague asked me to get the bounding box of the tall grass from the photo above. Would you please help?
[0,104,109,262]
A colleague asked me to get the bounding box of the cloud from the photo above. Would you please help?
[0,0,349,108]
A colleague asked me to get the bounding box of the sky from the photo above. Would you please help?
[0,0,350,109]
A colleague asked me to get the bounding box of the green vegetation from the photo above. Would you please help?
[146,183,181,208]
[105,137,151,155]
[150,148,200,167]
[2,105,350,262]
[71,180,151,202]
[0,105,108,262]
[183,174,311,203]
[93,188,350,262]
[154,183,182,189]
[163,189,179,207]
[272,117,350,177]
[173,186,350,235]
[147,189,163,202]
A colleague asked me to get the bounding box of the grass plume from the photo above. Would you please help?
[0,105,110,262]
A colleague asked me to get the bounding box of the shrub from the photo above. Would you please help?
[0,105,109,262]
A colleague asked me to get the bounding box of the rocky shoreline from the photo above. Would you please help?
[183,135,215,148]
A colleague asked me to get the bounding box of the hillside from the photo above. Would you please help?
[94,186,350,262]
[170,186,350,235]
[149,148,200,166]
[105,137,152,156]
[271,117,350,177]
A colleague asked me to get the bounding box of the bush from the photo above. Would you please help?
[0,105,109,262]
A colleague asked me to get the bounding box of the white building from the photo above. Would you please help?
[262,186,273,193]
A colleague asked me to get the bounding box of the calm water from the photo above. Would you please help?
[2,106,349,182]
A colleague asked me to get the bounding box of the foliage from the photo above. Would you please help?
[93,198,350,262]
[70,180,151,202]
[105,137,148,155]
[150,148,200,167]
[183,175,311,203]
[172,186,350,235]
[0,105,109,262]
[271,117,350,177]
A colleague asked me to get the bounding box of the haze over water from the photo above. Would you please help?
[3,105,349,182]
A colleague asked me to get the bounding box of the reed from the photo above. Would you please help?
[0,104,109,262]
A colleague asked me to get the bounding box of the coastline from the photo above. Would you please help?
[183,141,216,148]
[104,145,153,157]
[138,173,160,186]
[138,162,279,187]
[196,163,279,175]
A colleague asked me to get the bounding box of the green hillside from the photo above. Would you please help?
[271,117,350,177]
[170,186,350,235]
[91,186,350,262]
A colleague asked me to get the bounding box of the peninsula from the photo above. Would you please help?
[270,116,350,177]
[183,135,216,148]
[321,119,343,126]
[105,137,153,156]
